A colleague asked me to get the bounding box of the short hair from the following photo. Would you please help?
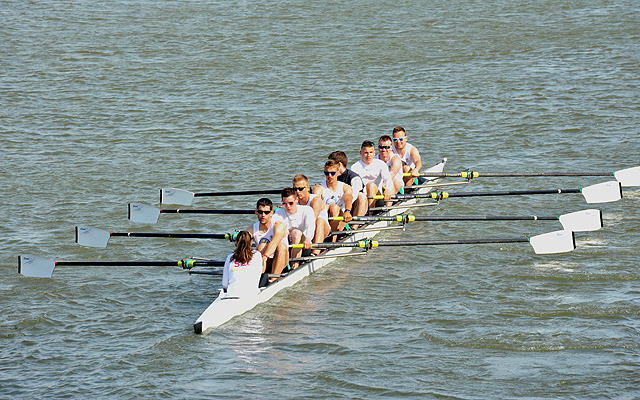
[378,135,392,143]
[293,174,308,184]
[281,187,297,199]
[324,159,339,170]
[361,140,375,149]
[328,151,348,167]
[256,198,273,210]
[392,126,406,135]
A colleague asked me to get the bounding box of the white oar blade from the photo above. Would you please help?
[18,254,55,278]
[76,225,111,248]
[529,230,575,254]
[614,166,640,187]
[160,188,194,206]
[581,181,622,203]
[129,203,161,224]
[559,209,602,232]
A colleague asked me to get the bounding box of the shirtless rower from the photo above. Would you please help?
[246,198,289,278]
[375,135,404,195]
[273,187,316,269]
[313,159,353,235]
[327,151,367,218]
[350,140,394,209]
[391,126,424,186]
[293,174,330,254]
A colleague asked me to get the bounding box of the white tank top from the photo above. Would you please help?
[393,142,415,169]
[376,154,404,185]
[252,220,289,247]
[320,181,346,210]
[307,193,329,224]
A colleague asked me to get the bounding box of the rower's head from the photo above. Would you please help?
[328,151,348,173]
[378,135,393,162]
[280,187,298,214]
[359,140,376,165]
[232,230,254,264]
[255,197,274,224]
[392,126,407,150]
[292,174,310,202]
[324,160,339,184]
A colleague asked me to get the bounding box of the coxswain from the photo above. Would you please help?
[313,159,354,235]
[221,230,263,298]
[375,135,404,195]
[350,140,394,209]
[292,174,330,254]
[273,187,316,269]
[246,198,289,279]
[327,150,367,219]
[391,126,424,186]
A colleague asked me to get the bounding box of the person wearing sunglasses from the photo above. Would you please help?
[350,140,394,209]
[392,126,424,186]
[327,151,367,222]
[292,174,330,254]
[247,198,289,281]
[273,187,316,269]
[375,135,404,195]
[313,159,354,235]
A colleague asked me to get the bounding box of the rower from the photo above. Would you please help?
[375,135,404,195]
[350,140,394,209]
[313,159,354,235]
[247,198,289,279]
[273,187,316,269]
[221,231,263,298]
[327,150,367,219]
[292,174,330,254]
[391,126,424,186]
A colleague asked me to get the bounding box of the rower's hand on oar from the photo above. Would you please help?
[303,238,313,250]
[343,210,352,223]
[409,168,420,178]
[383,188,393,201]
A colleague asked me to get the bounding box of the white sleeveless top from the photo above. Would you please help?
[375,154,404,186]
[252,220,289,248]
[320,181,346,210]
[393,142,415,169]
[301,193,329,225]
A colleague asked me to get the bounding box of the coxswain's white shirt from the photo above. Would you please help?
[350,159,393,192]
[222,250,262,297]
[274,205,316,240]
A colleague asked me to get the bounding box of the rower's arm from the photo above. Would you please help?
[343,183,353,209]
[262,221,287,258]
[411,146,423,173]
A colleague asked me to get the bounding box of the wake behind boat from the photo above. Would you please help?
[193,159,448,334]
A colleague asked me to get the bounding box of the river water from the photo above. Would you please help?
[1,0,639,398]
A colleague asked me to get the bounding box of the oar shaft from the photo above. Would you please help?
[194,189,281,197]
[54,260,225,267]
[160,209,254,215]
[376,188,583,200]
[416,172,614,178]
[377,238,529,246]
[109,232,230,240]
[332,215,559,222]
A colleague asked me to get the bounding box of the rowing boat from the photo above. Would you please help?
[193,158,448,334]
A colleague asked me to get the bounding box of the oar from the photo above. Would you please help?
[160,187,281,206]
[17,254,224,278]
[330,209,602,232]
[129,203,254,224]
[75,225,234,248]
[371,181,623,204]
[408,166,640,187]
[292,230,575,255]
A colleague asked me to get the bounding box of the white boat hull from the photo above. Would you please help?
[194,159,447,334]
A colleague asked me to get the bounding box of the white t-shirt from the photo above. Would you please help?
[222,250,262,297]
[350,159,393,194]
[274,205,316,239]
